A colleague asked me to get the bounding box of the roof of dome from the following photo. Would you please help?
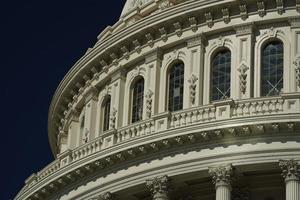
[121,0,153,18]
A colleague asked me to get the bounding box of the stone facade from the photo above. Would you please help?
[15,0,300,200]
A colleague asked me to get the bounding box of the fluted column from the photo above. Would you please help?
[209,164,233,200]
[279,160,300,200]
[146,175,170,200]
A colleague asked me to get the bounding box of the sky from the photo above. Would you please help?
[0,1,124,199]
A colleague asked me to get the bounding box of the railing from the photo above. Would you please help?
[23,94,300,192]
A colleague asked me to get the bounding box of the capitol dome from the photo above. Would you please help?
[15,0,300,200]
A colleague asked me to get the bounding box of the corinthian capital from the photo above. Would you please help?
[146,175,170,200]
[208,164,233,187]
[279,159,300,181]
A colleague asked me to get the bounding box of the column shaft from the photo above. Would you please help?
[286,180,300,200]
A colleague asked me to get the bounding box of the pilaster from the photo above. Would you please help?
[234,23,255,99]
[279,159,300,200]
[145,48,163,117]
[209,164,233,200]
[290,16,300,92]
[146,175,171,200]
[84,87,99,141]
[111,69,126,128]
[67,109,79,149]
[187,34,206,106]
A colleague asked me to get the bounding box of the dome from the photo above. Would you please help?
[15,0,300,200]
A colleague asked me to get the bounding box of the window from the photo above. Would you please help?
[102,96,111,131]
[168,61,184,112]
[261,41,283,96]
[211,49,231,101]
[132,77,144,123]
[80,115,85,136]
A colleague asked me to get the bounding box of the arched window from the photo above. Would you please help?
[211,49,231,101]
[132,77,144,123]
[102,96,111,132]
[168,61,184,112]
[261,41,283,96]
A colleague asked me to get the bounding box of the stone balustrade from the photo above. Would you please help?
[21,95,300,194]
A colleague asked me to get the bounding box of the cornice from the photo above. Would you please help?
[18,118,300,200]
[48,0,299,156]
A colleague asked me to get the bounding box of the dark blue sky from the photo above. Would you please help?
[0,1,124,199]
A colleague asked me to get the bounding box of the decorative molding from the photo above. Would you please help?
[146,175,170,200]
[208,164,233,187]
[189,17,198,32]
[131,65,146,78]
[110,108,117,129]
[174,22,182,37]
[91,192,115,200]
[261,27,284,38]
[167,49,185,61]
[213,36,232,47]
[158,0,173,11]
[188,74,198,105]
[205,12,213,28]
[187,33,206,48]
[293,57,300,87]
[289,16,300,28]
[239,4,248,20]
[237,63,249,94]
[279,159,300,181]
[159,27,168,42]
[133,39,142,54]
[145,33,154,47]
[257,1,266,17]
[276,0,284,15]
[145,89,153,118]
[222,8,230,24]
[234,23,254,36]
[121,46,130,60]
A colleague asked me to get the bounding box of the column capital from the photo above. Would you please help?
[146,175,170,200]
[279,159,300,182]
[96,192,115,200]
[233,22,255,36]
[144,47,163,64]
[187,33,207,48]
[208,164,233,188]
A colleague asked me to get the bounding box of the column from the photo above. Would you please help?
[279,159,300,200]
[209,164,233,200]
[187,34,206,106]
[234,23,254,99]
[146,175,170,200]
[84,87,99,141]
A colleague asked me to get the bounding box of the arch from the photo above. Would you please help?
[210,48,232,101]
[203,37,235,104]
[260,40,284,96]
[167,60,185,112]
[254,28,290,97]
[131,76,145,123]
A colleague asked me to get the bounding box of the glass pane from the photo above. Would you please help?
[261,41,283,96]
[211,50,231,101]
[132,78,144,123]
[168,62,184,112]
[103,97,111,131]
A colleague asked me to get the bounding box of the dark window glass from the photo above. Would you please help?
[211,50,231,101]
[168,62,184,111]
[261,41,283,96]
[132,78,144,123]
[103,97,111,131]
